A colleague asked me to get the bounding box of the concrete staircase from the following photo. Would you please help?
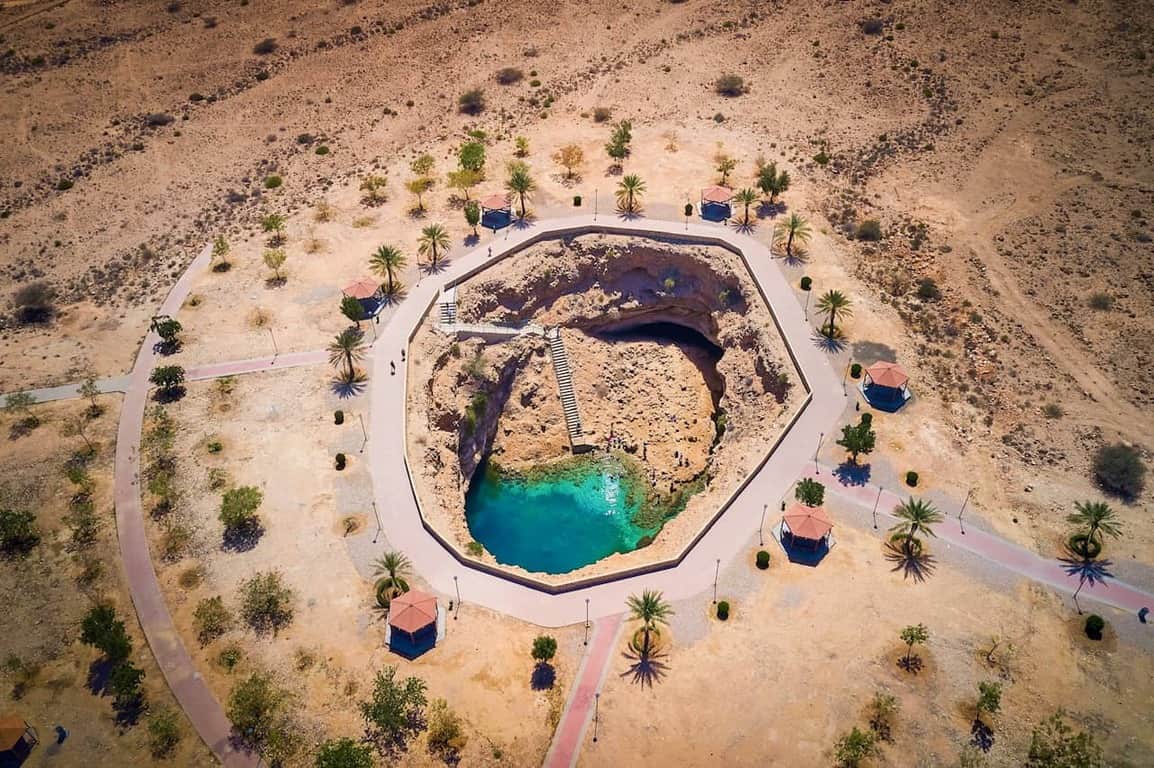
[546,327,586,449]
[437,287,457,325]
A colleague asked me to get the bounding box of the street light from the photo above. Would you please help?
[814,431,824,474]
[758,503,767,546]
[267,327,279,363]
[959,487,973,535]
[584,598,590,646]
[453,576,461,620]
[371,500,382,543]
[713,558,720,603]
[592,692,601,742]
[871,486,883,530]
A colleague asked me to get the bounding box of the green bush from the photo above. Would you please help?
[1084,614,1105,640]
[0,508,41,558]
[917,277,941,300]
[859,412,873,427]
[800,276,812,291]
[1092,442,1146,498]
[264,175,282,189]
[496,67,523,85]
[715,74,745,96]
[315,145,330,155]
[458,88,485,115]
[240,571,294,633]
[905,471,919,487]
[193,596,232,645]
[147,707,182,758]
[531,635,557,663]
[850,362,862,378]
[755,550,770,570]
[593,106,612,122]
[252,37,278,55]
[466,541,484,557]
[716,600,730,620]
[573,195,582,206]
[56,178,74,191]
[219,485,263,532]
[334,409,344,425]
[856,219,883,241]
[335,453,347,471]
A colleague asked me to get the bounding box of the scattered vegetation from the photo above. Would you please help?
[458,88,485,114]
[11,281,56,324]
[495,67,523,85]
[193,596,233,645]
[714,73,746,96]
[1091,443,1145,499]
[1027,710,1104,767]
[240,570,295,633]
[360,666,428,754]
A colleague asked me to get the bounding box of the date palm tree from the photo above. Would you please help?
[733,187,758,225]
[417,223,451,269]
[626,589,673,655]
[1067,501,1122,551]
[773,213,811,258]
[815,290,852,338]
[327,328,366,379]
[369,245,407,297]
[616,174,646,213]
[888,498,943,556]
[505,162,535,218]
[372,551,412,607]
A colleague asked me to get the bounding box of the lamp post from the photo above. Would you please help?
[842,362,850,395]
[871,486,882,530]
[584,598,590,646]
[371,500,382,543]
[758,503,767,546]
[453,576,460,620]
[713,558,720,603]
[959,487,972,535]
[267,327,279,363]
[592,692,601,742]
[359,414,368,453]
[814,431,824,475]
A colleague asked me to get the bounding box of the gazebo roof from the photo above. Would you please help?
[0,714,29,750]
[480,193,511,210]
[342,277,380,300]
[389,590,438,635]
[701,185,733,204]
[783,503,833,541]
[865,361,909,389]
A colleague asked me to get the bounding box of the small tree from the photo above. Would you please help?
[464,200,481,237]
[836,421,875,463]
[457,141,486,173]
[151,316,182,346]
[833,727,876,768]
[109,660,146,709]
[815,289,853,338]
[227,672,292,751]
[80,604,133,663]
[4,392,39,431]
[889,498,943,557]
[417,224,451,268]
[219,486,263,534]
[795,478,825,507]
[149,365,186,395]
[552,144,584,179]
[531,635,557,665]
[458,88,485,114]
[715,152,737,185]
[0,508,41,558]
[315,738,373,768]
[1092,443,1146,499]
[715,73,746,96]
[505,161,536,218]
[359,174,389,205]
[447,168,482,201]
[774,213,812,258]
[340,295,366,327]
[261,214,286,244]
[240,570,295,633]
[514,135,529,157]
[733,187,758,225]
[263,249,287,282]
[360,666,428,752]
[976,680,1002,719]
[369,244,407,297]
[615,174,646,213]
[405,177,432,212]
[756,160,791,203]
[211,235,231,269]
[79,375,102,415]
[147,707,183,758]
[194,596,233,645]
[426,698,467,759]
[1027,710,1104,768]
[899,623,928,670]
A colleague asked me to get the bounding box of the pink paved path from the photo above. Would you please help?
[543,615,625,768]
[185,348,327,380]
[803,463,1154,615]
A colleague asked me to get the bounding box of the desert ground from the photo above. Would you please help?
[2,0,1152,766]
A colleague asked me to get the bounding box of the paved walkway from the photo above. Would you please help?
[543,614,625,768]
[803,462,1154,615]
[2,374,131,403]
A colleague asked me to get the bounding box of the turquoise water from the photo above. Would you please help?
[464,457,654,574]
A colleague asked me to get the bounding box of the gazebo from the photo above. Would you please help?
[779,503,835,565]
[0,714,37,768]
[387,590,440,659]
[479,193,512,231]
[861,361,912,412]
[700,186,733,222]
[342,277,384,320]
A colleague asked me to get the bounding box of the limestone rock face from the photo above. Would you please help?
[405,234,800,583]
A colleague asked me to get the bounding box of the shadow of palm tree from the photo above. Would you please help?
[621,645,669,689]
[896,653,923,674]
[780,247,809,267]
[380,287,408,306]
[419,259,452,277]
[512,214,536,230]
[331,374,368,399]
[971,718,994,752]
[1059,548,1114,612]
[883,540,937,582]
[615,206,643,220]
[734,219,757,234]
[812,330,848,353]
[757,200,788,219]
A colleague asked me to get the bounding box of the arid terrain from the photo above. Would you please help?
[2,0,1152,765]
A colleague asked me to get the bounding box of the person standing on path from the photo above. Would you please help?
[390,361,396,376]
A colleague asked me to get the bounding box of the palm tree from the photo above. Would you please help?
[815,290,852,338]
[327,328,366,379]
[1067,501,1122,548]
[417,224,451,268]
[773,213,811,257]
[616,174,646,213]
[888,498,943,556]
[369,245,407,296]
[372,551,412,606]
[626,589,673,655]
[505,162,535,218]
[733,188,758,225]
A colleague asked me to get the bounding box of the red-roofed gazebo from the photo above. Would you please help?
[781,503,833,548]
[861,361,912,411]
[342,277,380,300]
[479,193,513,231]
[388,590,439,658]
[700,186,733,222]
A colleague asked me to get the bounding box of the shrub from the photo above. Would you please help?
[796,477,825,507]
[800,276,812,291]
[716,600,730,620]
[1087,292,1113,311]
[193,596,232,645]
[220,486,263,532]
[217,644,243,671]
[145,113,174,127]
[360,667,427,752]
[0,508,40,558]
[264,175,282,189]
[715,74,745,96]
[108,661,145,709]
[1042,403,1063,419]
[427,698,467,758]
[466,540,484,557]
[458,88,485,114]
[334,409,344,425]
[592,106,612,123]
[860,18,884,35]
[916,277,941,300]
[255,70,269,82]
[1084,614,1105,640]
[227,672,293,752]
[56,178,74,191]
[856,219,883,241]
[80,604,133,663]
[834,726,876,767]
[147,707,182,758]
[315,738,373,768]
[496,67,523,84]
[755,550,770,569]
[684,203,694,218]
[905,471,919,487]
[12,281,56,324]
[814,149,830,166]
[207,440,223,454]
[315,145,330,155]
[1092,443,1146,498]
[335,453,347,471]
[253,38,278,55]
[240,571,294,633]
[1027,710,1104,767]
[573,195,582,206]
[850,362,862,378]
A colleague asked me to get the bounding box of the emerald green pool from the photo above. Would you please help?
[464,456,655,574]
